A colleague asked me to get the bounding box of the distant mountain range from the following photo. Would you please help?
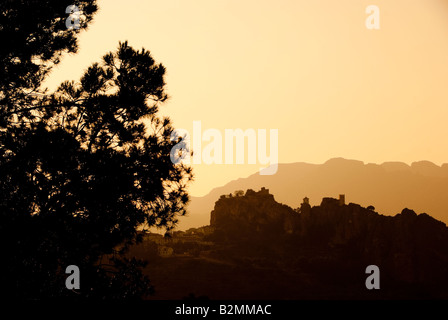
[178,158,448,230]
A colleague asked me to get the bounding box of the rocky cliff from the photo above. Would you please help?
[210,188,295,238]
[209,188,448,293]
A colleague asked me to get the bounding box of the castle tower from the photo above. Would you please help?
[300,196,311,216]
[260,187,269,194]
[339,194,345,206]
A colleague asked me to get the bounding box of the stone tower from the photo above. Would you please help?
[300,196,311,216]
[339,194,345,206]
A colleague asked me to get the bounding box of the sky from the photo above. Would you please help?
[44,0,448,196]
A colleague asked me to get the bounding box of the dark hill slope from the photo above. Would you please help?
[208,189,448,297]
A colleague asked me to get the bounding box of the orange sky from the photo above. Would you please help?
[44,0,448,196]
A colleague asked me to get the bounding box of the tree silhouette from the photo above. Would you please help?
[0,0,193,299]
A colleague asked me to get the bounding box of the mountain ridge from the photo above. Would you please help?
[179,158,448,230]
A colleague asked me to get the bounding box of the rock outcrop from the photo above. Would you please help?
[209,188,448,294]
[210,188,294,232]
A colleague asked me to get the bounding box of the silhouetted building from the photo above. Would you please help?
[300,197,311,217]
[260,187,269,195]
[339,194,345,206]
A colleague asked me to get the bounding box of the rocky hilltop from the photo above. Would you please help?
[209,188,448,294]
[131,188,448,299]
[210,188,294,238]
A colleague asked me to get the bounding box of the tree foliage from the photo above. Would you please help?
[0,0,192,299]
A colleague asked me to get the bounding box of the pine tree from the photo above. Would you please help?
[0,0,193,299]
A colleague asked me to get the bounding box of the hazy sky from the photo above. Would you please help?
[45,0,448,196]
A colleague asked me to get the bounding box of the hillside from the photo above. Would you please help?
[178,158,448,230]
[209,189,448,287]
[135,188,448,299]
